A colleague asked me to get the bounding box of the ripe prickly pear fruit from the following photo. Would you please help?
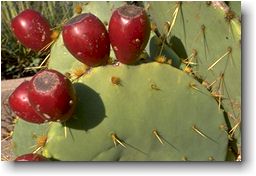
[15,153,47,161]
[62,13,110,67]
[11,9,52,51]
[109,5,150,64]
[9,81,45,124]
[28,69,76,122]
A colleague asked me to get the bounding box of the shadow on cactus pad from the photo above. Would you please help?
[169,36,188,60]
[65,83,106,131]
[149,35,181,68]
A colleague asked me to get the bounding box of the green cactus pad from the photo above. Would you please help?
[78,1,125,25]
[12,119,50,156]
[226,1,241,19]
[37,62,229,160]
[148,1,241,149]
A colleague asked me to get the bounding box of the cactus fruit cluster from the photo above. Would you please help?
[9,69,76,124]
[8,1,241,161]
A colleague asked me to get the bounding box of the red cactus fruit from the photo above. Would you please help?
[15,153,48,161]
[8,81,45,124]
[11,9,52,51]
[28,69,76,122]
[109,5,150,64]
[62,13,110,67]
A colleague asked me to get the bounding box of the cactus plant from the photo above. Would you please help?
[147,1,241,155]
[11,1,241,161]
[13,62,228,161]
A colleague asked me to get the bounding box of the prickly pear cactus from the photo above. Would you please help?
[12,1,241,161]
[147,1,241,157]
[13,62,228,161]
